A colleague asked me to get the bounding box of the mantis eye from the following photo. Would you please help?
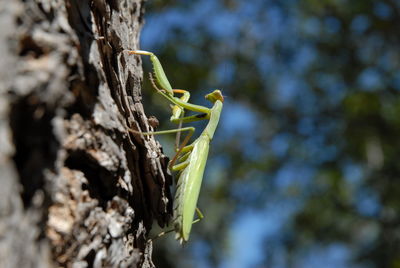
[205,90,224,103]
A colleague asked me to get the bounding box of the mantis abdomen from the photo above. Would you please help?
[173,134,210,243]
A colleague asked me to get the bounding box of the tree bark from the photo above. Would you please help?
[0,0,172,267]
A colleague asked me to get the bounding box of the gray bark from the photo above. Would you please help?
[0,0,172,267]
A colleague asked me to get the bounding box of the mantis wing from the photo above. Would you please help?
[174,135,210,243]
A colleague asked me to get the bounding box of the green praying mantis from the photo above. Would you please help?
[127,50,224,244]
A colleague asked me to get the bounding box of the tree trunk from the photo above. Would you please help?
[0,0,172,267]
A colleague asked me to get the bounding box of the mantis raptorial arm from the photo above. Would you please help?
[127,49,213,116]
[127,50,174,96]
[147,72,190,123]
[147,72,190,149]
[127,50,190,121]
[128,50,191,150]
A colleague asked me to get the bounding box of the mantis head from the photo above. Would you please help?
[205,90,224,103]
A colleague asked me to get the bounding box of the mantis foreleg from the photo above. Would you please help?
[127,50,174,95]
[148,72,191,150]
[147,72,211,116]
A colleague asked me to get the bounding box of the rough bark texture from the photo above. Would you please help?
[0,0,172,267]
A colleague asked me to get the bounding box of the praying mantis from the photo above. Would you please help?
[127,50,224,243]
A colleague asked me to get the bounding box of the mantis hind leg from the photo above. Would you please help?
[192,207,204,224]
[149,207,204,242]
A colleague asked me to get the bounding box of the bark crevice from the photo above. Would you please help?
[1,1,171,267]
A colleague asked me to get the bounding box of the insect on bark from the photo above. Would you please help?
[127,50,224,243]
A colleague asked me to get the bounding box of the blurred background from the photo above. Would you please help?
[139,1,400,267]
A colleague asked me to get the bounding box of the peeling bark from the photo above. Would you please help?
[0,0,172,267]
